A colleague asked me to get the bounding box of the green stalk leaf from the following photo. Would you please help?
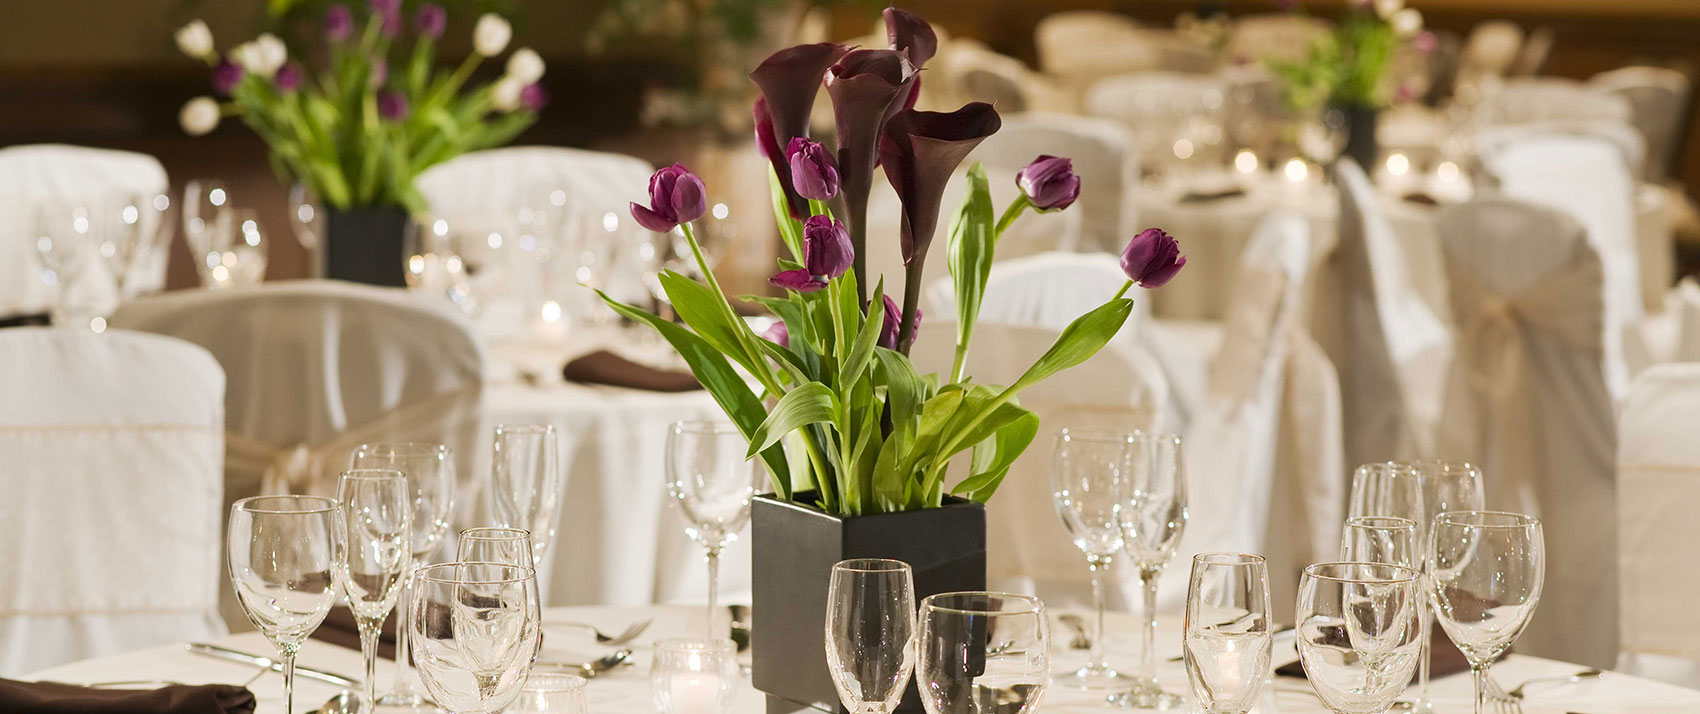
[951,408,1039,503]
[748,382,839,456]
[838,277,884,387]
[946,162,996,381]
[659,270,761,375]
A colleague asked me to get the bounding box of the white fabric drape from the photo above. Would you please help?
[1616,363,1700,688]
[1590,66,1692,182]
[0,328,226,675]
[1434,197,1619,668]
[1084,73,1230,173]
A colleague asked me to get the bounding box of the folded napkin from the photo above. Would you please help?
[0,312,51,329]
[563,350,700,392]
[1275,626,1493,679]
[1402,192,1441,206]
[311,606,398,660]
[1178,186,1248,203]
[0,678,255,714]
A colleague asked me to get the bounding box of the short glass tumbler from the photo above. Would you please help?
[1184,553,1273,714]
[825,559,917,714]
[917,592,1050,714]
[1297,563,1424,714]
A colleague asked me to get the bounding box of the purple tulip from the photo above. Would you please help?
[415,3,447,39]
[324,5,354,42]
[521,83,548,111]
[786,138,840,201]
[274,62,304,92]
[377,89,410,120]
[1120,228,1186,288]
[883,8,938,68]
[763,320,790,348]
[1015,155,1080,211]
[371,0,401,37]
[877,295,920,350]
[749,43,848,218]
[211,58,244,96]
[769,215,853,292]
[630,164,707,233]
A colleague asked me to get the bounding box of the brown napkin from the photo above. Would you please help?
[310,606,398,660]
[1178,187,1248,203]
[0,312,51,329]
[1402,192,1441,206]
[563,350,700,392]
[1275,626,1496,679]
[0,678,255,714]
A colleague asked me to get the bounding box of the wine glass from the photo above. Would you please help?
[351,442,457,710]
[409,562,542,714]
[1049,427,1133,689]
[209,208,268,288]
[916,592,1050,714]
[1183,553,1272,714]
[1347,462,1431,709]
[1114,431,1187,709]
[1296,563,1424,714]
[458,526,536,566]
[33,202,95,327]
[826,559,917,714]
[183,178,232,263]
[1339,517,1418,568]
[491,424,564,566]
[333,469,412,711]
[651,639,740,714]
[228,495,340,714]
[512,672,588,714]
[664,420,759,636]
[1428,512,1544,714]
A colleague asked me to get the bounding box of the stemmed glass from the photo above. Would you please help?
[916,592,1050,714]
[1114,431,1187,709]
[1050,428,1132,689]
[491,424,564,566]
[825,559,917,714]
[1346,462,1430,710]
[228,495,341,714]
[1183,553,1272,714]
[664,420,759,636]
[651,639,740,714]
[1296,563,1425,714]
[409,562,542,714]
[333,469,412,711]
[33,202,95,327]
[459,526,536,566]
[1428,512,1544,714]
[352,442,457,711]
[1339,517,1418,569]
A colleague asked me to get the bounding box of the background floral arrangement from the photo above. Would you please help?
[174,1,545,211]
[1270,0,1431,111]
[603,8,1185,517]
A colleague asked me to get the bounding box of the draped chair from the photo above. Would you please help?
[971,113,1140,253]
[1223,14,1331,65]
[0,144,169,321]
[1312,159,1451,469]
[1084,72,1230,173]
[1477,77,1633,129]
[109,280,485,629]
[1458,20,1524,80]
[0,328,226,675]
[1591,66,1693,182]
[1035,10,1145,108]
[1616,363,1700,688]
[1435,197,1619,668]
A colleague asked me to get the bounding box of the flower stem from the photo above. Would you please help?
[994,195,1030,237]
[1113,280,1133,301]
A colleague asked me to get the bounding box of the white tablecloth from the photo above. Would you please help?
[28,605,1700,713]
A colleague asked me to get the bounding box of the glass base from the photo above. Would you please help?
[371,692,442,713]
[1066,663,1133,690]
[1389,698,1432,713]
[1107,682,1185,710]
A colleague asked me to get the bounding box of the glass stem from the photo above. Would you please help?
[281,645,298,714]
[392,566,415,697]
[1089,555,1109,670]
[1418,606,1433,706]
[359,618,380,707]
[1471,664,1488,714]
[1139,565,1159,684]
[706,546,722,637]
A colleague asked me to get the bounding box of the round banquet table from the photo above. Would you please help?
[27,605,1700,713]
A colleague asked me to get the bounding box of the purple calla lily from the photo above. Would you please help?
[750,43,848,219]
[630,163,708,233]
[787,138,840,201]
[825,48,916,287]
[1015,155,1081,211]
[1120,228,1187,288]
[884,7,937,111]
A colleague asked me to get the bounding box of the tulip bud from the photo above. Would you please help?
[175,19,215,60]
[473,14,513,57]
[1391,8,1423,37]
[179,97,221,136]
[520,83,548,112]
[324,5,354,42]
[211,58,244,96]
[877,295,919,350]
[506,47,545,84]
[803,216,853,279]
[630,164,707,233]
[377,90,410,121]
[1374,0,1403,20]
[786,138,840,201]
[763,320,790,348]
[274,62,304,93]
[1120,228,1186,288]
[1015,155,1081,211]
[492,76,524,112]
[414,3,447,39]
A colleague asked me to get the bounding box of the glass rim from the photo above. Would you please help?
[669,419,741,435]
[832,558,912,573]
[414,561,535,584]
[1192,552,1266,566]
[920,591,1045,616]
[1344,515,1417,531]
[495,423,556,435]
[1433,510,1540,529]
[1303,561,1421,584]
[354,441,452,457]
[460,526,531,540]
[652,637,737,653]
[339,468,406,481]
[1056,427,1135,444]
[1131,429,1181,446]
[1353,461,1418,476]
[1414,459,1481,474]
[233,495,338,515]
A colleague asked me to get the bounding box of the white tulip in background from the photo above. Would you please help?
[506,48,545,84]
[175,19,214,60]
[492,76,524,112]
[179,97,220,136]
[474,13,513,57]
[1392,8,1423,36]
[1374,0,1403,21]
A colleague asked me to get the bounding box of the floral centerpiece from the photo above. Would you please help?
[603,7,1184,711]
[173,3,546,285]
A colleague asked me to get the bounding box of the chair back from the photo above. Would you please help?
[1224,14,1332,64]
[1478,77,1633,128]
[972,113,1139,253]
[1459,20,1524,77]
[0,328,226,675]
[1591,66,1692,181]
[1084,72,1230,172]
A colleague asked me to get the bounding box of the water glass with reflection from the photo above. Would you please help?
[826,559,916,714]
[409,562,542,714]
[1297,563,1424,714]
[1429,512,1544,714]
[1049,428,1132,689]
[1184,553,1272,714]
[916,592,1049,714]
[333,469,411,710]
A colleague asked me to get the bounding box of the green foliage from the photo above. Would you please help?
[1269,11,1403,111]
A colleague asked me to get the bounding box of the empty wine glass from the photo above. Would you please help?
[512,672,588,714]
[409,562,542,714]
[183,178,232,261]
[1183,553,1272,714]
[1347,462,1430,709]
[1050,428,1133,689]
[916,592,1050,714]
[492,424,564,565]
[665,420,759,636]
[1114,431,1187,709]
[1339,517,1418,569]
[228,495,340,714]
[651,638,740,714]
[33,202,95,327]
[1429,512,1544,714]
[826,559,917,714]
[1410,461,1484,710]
[351,442,457,710]
[333,469,412,711]
[202,208,267,289]
[1297,563,1424,714]
[458,526,536,566]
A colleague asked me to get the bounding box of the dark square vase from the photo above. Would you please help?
[323,206,409,287]
[752,491,986,714]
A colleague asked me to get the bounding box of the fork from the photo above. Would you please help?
[550,618,653,646]
[1493,693,1524,714]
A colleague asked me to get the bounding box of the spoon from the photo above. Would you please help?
[312,691,362,714]
[533,647,635,679]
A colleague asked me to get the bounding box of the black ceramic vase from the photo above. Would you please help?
[1334,103,1380,172]
[751,491,987,714]
[322,206,410,287]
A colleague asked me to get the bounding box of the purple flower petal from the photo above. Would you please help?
[802,215,853,278]
[825,48,916,242]
[1015,155,1081,211]
[211,58,244,96]
[1120,228,1186,288]
[377,90,409,120]
[877,294,920,350]
[763,320,790,348]
[520,83,548,112]
[630,202,677,233]
[415,4,447,39]
[324,5,354,42]
[884,8,938,69]
[274,62,304,93]
[769,269,828,293]
[786,137,840,201]
[879,103,1002,265]
[749,44,847,218]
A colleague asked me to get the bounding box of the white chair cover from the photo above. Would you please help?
[1616,363,1700,687]
[1035,10,1145,102]
[1224,14,1332,64]
[1459,21,1525,78]
[940,46,1055,113]
[1434,197,1618,668]
[972,113,1140,254]
[1477,77,1633,129]
[1591,66,1692,182]
[1311,159,1451,469]
[0,328,226,675]
[0,144,170,319]
[1084,72,1229,172]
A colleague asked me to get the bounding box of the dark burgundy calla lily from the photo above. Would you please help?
[884,8,938,69]
[825,48,916,286]
[750,43,847,218]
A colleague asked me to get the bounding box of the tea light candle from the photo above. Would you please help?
[666,672,722,714]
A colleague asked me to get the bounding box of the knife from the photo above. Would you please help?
[186,643,360,687]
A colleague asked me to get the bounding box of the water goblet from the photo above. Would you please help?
[826,559,917,714]
[1429,512,1544,714]
[458,526,535,566]
[1114,431,1187,709]
[333,469,411,711]
[665,420,759,636]
[228,495,341,714]
[916,592,1050,714]
[1050,428,1133,689]
[491,424,564,565]
[1183,553,1272,714]
[1339,517,1418,569]
[1347,462,1431,708]
[409,562,542,714]
[1297,563,1425,714]
[651,638,740,714]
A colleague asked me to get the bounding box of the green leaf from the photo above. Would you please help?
[1007,297,1136,394]
[946,162,996,379]
[870,437,909,513]
[873,347,928,441]
[951,408,1039,503]
[595,289,790,499]
[747,382,839,456]
[839,277,885,388]
[660,270,761,375]
[768,166,805,262]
